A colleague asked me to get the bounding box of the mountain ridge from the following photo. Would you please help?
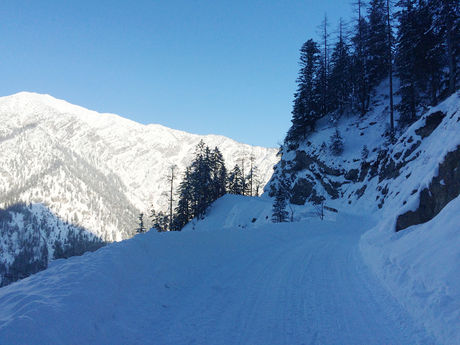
[0,91,279,285]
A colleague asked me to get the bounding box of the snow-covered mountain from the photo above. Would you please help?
[0,92,278,233]
[0,92,278,284]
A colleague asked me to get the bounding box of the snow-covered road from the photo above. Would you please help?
[0,214,432,344]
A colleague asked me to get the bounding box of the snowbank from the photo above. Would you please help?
[360,195,460,344]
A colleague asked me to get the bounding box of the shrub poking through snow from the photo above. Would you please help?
[329,129,344,156]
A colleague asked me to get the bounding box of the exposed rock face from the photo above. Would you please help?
[345,169,359,182]
[290,178,314,205]
[396,145,460,231]
[268,93,459,234]
[415,111,446,138]
[293,150,312,171]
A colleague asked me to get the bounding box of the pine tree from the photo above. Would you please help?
[367,0,391,91]
[329,19,352,117]
[272,191,288,223]
[395,0,420,125]
[329,129,344,156]
[150,209,168,232]
[318,14,331,117]
[286,39,321,142]
[246,154,260,197]
[227,165,244,195]
[430,0,460,96]
[172,141,228,230]
[272,178,289,223]
[387,0,395,134]
[238,157,248,196]
[351,0,370,116]
[136,213,146,233]
[210,147,227,200]
[173,167,193,230]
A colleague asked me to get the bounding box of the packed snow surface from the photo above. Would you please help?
[361,195,460,345]
[0,196,436,345]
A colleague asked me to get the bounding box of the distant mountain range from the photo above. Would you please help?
[0,92,278,285]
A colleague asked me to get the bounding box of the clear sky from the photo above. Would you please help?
[1,1,353,148]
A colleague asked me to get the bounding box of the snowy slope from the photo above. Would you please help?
[0,197,434,345]
[0,91,279,240]
[361,195,460,345]
[0,203,103,287]
[266,90,460,344]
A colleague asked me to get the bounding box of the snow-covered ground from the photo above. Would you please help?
[361,195,460,345]
[0,195,448,345]
[0,91,458,344]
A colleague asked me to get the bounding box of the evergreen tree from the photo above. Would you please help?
[173,167,193,230]
[172,141,228,230]
[286,39,321,142]
[210,147,227,200]
[367,0,391,91]
[415,0,444,106]
[136,213,146,233]
[395,0,420,125]
[387,0,395,134]
[329,129,344,156]
[329,19,352,117]
[150,209,168,232]
[238,157,248,196]
[430,0,460,96]
[246,154,260,197]
[227,165,244,195]
[318,14,331,117]
[272,179,289,223]
[351,0,370,116]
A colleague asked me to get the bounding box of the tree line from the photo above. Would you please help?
[139,140,262,232]
[286,0,459,145]
[274,0,458,223]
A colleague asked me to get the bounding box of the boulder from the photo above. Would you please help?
[396,145,460,231]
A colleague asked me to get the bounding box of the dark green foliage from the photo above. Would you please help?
[330,129,344,156]
[136,213,146,233]
[286,39,321,143]
[272,177,289,223]
[396,0,426,125]
[351,1,371,116]
[173,141,228,230]
[396,0,458,127]
[150,209,169,232]
[211,147,227,200]
[329,20,353,118]
[367,0,391,92]
[430,0,460,96]
[227,164,244,195]
[281,0,457,148]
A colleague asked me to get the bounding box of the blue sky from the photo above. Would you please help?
[1,1,353,147]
